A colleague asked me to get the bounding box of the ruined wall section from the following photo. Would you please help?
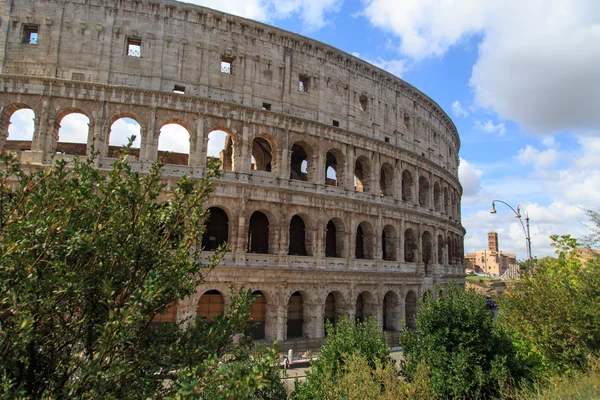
[1,0,461,177]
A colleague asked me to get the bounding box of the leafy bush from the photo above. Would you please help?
[400,285,526,399]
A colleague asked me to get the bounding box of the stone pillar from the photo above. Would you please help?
[240,124,251,173]
[375,217,382,260]
[371,154,380,196]
[142,107,158,162]
[276,305,286,341]
[316,146,324,184]
[346,145,355,190]
[189,117,205,167]
[399,220,405,262]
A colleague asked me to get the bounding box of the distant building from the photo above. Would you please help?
[465,233,517,277]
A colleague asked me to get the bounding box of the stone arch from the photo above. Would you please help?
[405,290,417,329]
[290,141,313,181]
[288,214,308,256]
[404,228,417,263]
[355,221,375,260]
[286,291,305,339]
[402,170,413,202]
[108,115,142,158]
[382,224,397,261]
[379,162,394,197]
[246,290,267,340]
[355,291,376,323]
[55,109,91,155]
[325,148,345,187]
[248,210,271,254]
[325,217,345,258]
[207,128,236,171]
[422,231,433,274]
[433,182,441,211]
[419,175,430,207]
[202,207,229,251]
[3,104,36,148]
[197,289,225,321]
[324,290,344,333]
[158,122,191,166]
[251,135,275,172]
[437,234,444,264]
[383,291,400,331]
[354,155,371,193]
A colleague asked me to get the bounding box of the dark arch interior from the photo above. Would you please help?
[202,207,229,251]
[325,151,338,186]
[287,292,304,338]
[355,224,365,259]
[324,293,336,333]
[251,137,272,172]
[402,170,412,201]
[290,144,308,181]
[248,211,269,254]
[288,215,307,256]
[197,290,224,321]
[404,229,416,262]
[326,220,337,258]
[246,291,266,339]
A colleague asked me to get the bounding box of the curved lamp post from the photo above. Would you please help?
[490,200,531,260]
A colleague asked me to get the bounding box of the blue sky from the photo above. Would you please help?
[9,0,600,259]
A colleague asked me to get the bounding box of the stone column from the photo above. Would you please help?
[189,117,205,167]
[276,305,286,341]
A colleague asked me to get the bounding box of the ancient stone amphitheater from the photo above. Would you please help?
[0,0,465,342]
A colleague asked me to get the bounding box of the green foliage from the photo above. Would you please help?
[400,285,525,399]
[292,317,391,399]
[501,234,600,377]
[0,146,283,398]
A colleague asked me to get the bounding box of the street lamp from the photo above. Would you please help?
[490,200,531,260]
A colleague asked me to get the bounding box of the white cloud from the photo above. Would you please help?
[474,120,505,136]
[362,0,600,135]
[158,124,191,154]
[58,113,90,144]
[109,118,141,148]
[352,52,407,78]
[187,0,342,31]
[516,145,559,170]
[458,158,482,199]
[7,109,35,140]
[451,100,469,118]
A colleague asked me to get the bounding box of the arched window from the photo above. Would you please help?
[355,291,375,323]
[325,151,340,186]
[422,232,433,274]
[288,215,307,256]
[405,290,417,329]
[207,130,234,171]
[356,222,374,260]
[246,291,266,340]
[251,137,273,172]
[158,123,190,165]
[402,170,413,202]
[197,290,224,321]
[287,292,304,338]
[324,293,337,332]
[379,163,394,197]
[383,291,399,331]
[57,112,90,155]
[290,144,309,181]
[356,224,365,259]
[202,207,229,251]
[108,117,141,158]
[419,176,430,207]
[6,108,35,146]
[382,225,397,261]
[354,157,370,192]
[355,292,365,323]
[404,228,417,262]
[433,182,441,211]
[248,211,269,254]
[326,220,337,258]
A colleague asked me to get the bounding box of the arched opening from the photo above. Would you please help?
[444,187,450,215]
[290,143,309,181]
[251,137,273,172]
[355,291,375,323]
[404,228,417,263]
[447,235,453,265]
[207,130,234,171]
[108,117,141,158]
[422,232,433,275]
[202,207,229,251]
[197,290,224,321]
[355,222,374,260]
[158,123,190,165]
[354,157,370,192]
[405,290,417,330]
[288,215,307,256]
[324,293,337,333]
[325,218,344,258]
[402,170,413,202]
[379,163,394,197]
[419,176,430,207]
[248,211,269,254]
[383,291,399,331]
[246,291,266,340]
[287,292,304,339]
[150,301,177,325]
[437,234,444,264]
[382,225,397,261]
[433,182,441,211]
[325,151,340,186]
[57,112,90,155]
[6,108,35,149]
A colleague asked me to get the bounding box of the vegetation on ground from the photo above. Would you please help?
[0,145,285,399]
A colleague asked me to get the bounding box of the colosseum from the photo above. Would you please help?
[0,0,465,342]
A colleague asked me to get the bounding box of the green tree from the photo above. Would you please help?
[0,147,283,399]
[400,285,525,399]
[292,317,392,400]
[501,234,600,377]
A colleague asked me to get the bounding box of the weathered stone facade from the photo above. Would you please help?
[0,0,465,341]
